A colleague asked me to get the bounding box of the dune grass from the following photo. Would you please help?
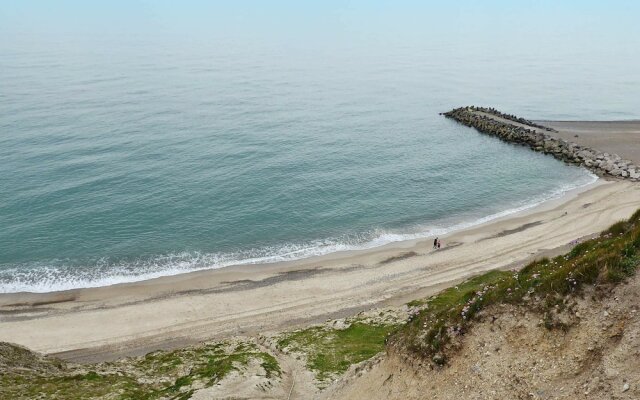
[277,322,398,382]
[0,341,280,400]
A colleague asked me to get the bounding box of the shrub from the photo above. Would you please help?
[603,220,630,236]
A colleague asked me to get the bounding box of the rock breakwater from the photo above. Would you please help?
[443,106,640,181]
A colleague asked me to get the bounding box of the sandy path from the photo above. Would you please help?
[1,180,640,363]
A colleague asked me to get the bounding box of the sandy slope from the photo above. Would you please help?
[1,180,640,364]
[322,271,640,400]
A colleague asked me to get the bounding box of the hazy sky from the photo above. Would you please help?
[2,1,639,53]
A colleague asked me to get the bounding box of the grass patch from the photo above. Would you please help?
[0,372,149,400]
[143,341,281,397]
[258,352,281,378]
[1,341,281,400]
[278,322,397,382]
[406,298,427,308]
[391,211,640,364]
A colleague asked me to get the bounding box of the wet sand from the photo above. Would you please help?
[2,179,640,363]
[537,120,640,165]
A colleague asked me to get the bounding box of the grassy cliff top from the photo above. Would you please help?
[390,209,640,365]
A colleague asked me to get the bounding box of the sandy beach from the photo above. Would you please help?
[2,178,640,363]
[537,120,640,165]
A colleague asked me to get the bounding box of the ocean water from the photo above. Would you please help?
[1,39,637,293]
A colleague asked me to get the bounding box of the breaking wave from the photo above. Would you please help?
[0,173,597,293]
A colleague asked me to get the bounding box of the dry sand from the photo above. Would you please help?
[2,179,640,363]
[537,120,640,165]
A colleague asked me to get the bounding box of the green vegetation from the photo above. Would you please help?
[0,341,280,400]
[277,321,397,382]
[391,210,640,364]
[0,372,150,400]
[4,209,640,397]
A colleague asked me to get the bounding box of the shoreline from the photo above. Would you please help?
[535,119,640,167]
[2,110,640,364]
[0,170,597,295]
[7,109,635,296]
[2,178,640,362]
[444,107,640,180]
[0,177,600,299]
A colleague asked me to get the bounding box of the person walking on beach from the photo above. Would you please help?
[433,237,438,249]
[437,239,441,249]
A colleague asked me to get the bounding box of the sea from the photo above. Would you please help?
[1,37,638,293]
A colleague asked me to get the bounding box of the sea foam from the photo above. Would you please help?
[0,173,597,294]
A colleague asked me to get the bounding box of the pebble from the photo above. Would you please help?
[623,383,630,392]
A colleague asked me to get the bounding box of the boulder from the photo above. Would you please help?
[442,107,639,183]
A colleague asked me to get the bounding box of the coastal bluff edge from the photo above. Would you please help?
[443,106,640,181]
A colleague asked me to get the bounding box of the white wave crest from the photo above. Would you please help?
[0,172,598,293]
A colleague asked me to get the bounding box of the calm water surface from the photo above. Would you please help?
[1,40,637,292]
